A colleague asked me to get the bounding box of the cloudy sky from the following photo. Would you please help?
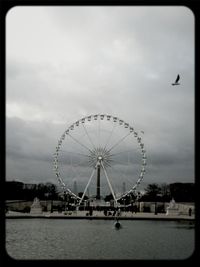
[6,6,194,192]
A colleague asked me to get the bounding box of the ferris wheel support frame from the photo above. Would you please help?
[78,157,118,206]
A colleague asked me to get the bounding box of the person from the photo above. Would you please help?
[134,205,137,214]
[117,207,121,216]
[188,208,192,216]
[112,209,116,216]
[89,206,93,216]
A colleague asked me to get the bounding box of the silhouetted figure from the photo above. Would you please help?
[89,206,93,216]
[188,208,192,216]
[113,209,117,216]
[117,207,121,216]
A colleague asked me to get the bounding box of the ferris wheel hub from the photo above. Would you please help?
[88,147,112,168]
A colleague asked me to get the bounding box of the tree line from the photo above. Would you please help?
[5,181,59,201]
[140,182,195,202]
[5,181,195,203]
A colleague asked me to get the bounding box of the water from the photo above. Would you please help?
[6,219,195,260]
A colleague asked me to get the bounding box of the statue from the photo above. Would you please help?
[30,197,43,214]
[169,198,176,208]
[166,198,179,216]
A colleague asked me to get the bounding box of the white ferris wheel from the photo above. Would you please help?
[53,114,146,206]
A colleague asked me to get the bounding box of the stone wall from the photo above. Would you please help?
[139,201,195,215]
[6,200,195,215]
[6,200,63,212]
[175,203,195,215]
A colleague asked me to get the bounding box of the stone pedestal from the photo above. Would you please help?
[30,197,43,214]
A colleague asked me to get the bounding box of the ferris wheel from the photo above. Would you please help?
[53,114,146,206]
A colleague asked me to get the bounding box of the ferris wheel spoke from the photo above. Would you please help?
[98,117,101,148]
[70,169,89,190]
[59,149,90,158]
[59,151,89,166]
[103,122,117,150]
[101,161,117,204]
[109,159,141,194]
[81,123,96,150]
[71,160,89,169]
[107,132,131,153]
[109,158,131,166]
[109,164,136,188]
[68,133,92,153]
[110,148,136,157]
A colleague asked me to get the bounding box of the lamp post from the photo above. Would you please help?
[154,193,162,215]
[154,194,158,215]
[63,191,67,212]
[154,200,157,215]
[44,192,49,212]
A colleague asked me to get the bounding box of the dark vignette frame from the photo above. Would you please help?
[0,0,198,266]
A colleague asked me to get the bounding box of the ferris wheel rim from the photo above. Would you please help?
[53,114,146,202]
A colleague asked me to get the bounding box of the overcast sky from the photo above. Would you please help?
[6,6,194,191]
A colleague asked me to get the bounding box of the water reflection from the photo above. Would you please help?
[173,221,195,230]
[6,219,195,260]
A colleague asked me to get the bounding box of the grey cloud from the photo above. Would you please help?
[6,117,61,163]
[6,6,194,190]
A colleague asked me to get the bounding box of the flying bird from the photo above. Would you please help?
[172,74,180,85]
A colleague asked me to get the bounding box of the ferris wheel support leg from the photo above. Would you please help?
[101,162,118,206]
[78,167,96,206]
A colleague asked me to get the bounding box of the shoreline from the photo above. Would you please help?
[6,211,195,221]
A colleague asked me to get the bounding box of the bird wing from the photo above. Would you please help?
[175,74,180,83]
